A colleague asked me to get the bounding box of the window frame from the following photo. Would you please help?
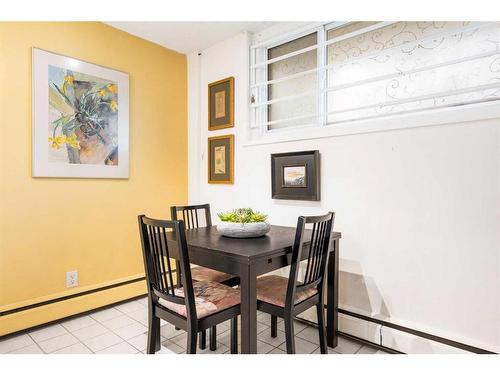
[251,25,326,134]
[249,21,500,138]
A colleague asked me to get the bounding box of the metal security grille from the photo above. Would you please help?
[250,21,500,132]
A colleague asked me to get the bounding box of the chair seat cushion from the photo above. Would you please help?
[191,266,236,284]
[158,280,240,318]
[256,275,318,308]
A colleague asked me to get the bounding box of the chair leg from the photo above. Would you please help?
[186,329,197,354]
[199,330,207,350]
[155,325,161,352]
[271,315,278,338]
[147,314,160,354]
[316,302,327,354]
[175,260,182,287]
[174,261,182,333]
[284,315,295,354]
[209,325,217,351]
[230,317,238,354]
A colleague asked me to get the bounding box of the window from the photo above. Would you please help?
[267,32,318,130]
[250,21,500,132]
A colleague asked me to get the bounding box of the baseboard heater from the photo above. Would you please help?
[333,306,495,354]
[0,276,146,317]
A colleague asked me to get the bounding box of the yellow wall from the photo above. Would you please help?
[0,22,187,335]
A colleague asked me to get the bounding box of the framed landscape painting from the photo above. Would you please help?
[208,134,234,184]
[32,48,129,178]
[208,76,234,131]
[271,150,320,201]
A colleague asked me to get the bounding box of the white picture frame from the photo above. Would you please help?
[32,48,129,178]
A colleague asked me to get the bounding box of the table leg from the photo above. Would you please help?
[240,265,257,354]
[327,238,339,348]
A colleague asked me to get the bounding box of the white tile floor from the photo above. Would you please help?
[0,297,388,355]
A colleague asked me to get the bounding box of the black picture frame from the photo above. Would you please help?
[271,150,320,201]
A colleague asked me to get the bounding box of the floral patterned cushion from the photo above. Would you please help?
[191,266,236,283]
[256,275,318,308]
[158,280,240,318]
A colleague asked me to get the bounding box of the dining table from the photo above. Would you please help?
[166,224,341,354]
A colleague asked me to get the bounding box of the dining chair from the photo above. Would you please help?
[170,204,240,350]
[138,215,240,354]
[256,212,335,354]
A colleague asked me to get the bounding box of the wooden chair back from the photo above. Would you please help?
[286,212,335,307]
[170,204,212,229]
[138,215,196,319]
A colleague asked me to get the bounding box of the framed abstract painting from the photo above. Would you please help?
[271,150,320,201]
[208,134,234,184]
[32,48,129,178]
[208,76,234,131]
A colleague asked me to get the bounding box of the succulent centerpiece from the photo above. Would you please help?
[217,208,271,238]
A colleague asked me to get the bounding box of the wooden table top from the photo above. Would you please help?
[179,225,341,262]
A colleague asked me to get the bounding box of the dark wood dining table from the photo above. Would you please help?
[166,224,341,354]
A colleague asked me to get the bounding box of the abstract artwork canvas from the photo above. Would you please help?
[32,48,129,178]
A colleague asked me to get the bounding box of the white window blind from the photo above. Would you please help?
[250,21,500,131]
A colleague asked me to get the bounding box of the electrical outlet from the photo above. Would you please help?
[66,270,78,288]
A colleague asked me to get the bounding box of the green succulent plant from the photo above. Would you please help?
[218,208,268,223]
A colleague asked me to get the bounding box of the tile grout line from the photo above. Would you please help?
[66,321,94,354]
[121,308,149,328]
[65,314,101,354]
[286,326,343,354]
[77,312,126,353]
[27,327,64,344]
[4,329,32,354]
[26,328,46,354]
[29,322,73,354]
[354,345,364,354]
[86,308,141,353]
[31,338,46,354]
[88,333,124,354]
[52,321,78,354]
[104,315,145,335]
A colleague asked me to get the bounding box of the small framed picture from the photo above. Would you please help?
[208,134,234,184]
[271,150,320,201]
[208,77,234,131]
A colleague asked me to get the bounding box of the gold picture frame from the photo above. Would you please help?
[208,134,234,184]
[208,77,234,131]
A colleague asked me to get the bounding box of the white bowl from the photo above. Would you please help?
[217,221,271,238]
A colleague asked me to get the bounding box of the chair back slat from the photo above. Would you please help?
[310,220,328,283]
[302,222,315,284]
[286,212,335,307]
[169,204,212,289]
[138,215,196,312]
[194,209,199,227]
[160,227,177,296]
[170,204,212,229]
[146,225,167,295]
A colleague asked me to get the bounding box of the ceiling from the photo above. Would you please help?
[105,22,278,54]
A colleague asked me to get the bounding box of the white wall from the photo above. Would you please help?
[187,31,500,353]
